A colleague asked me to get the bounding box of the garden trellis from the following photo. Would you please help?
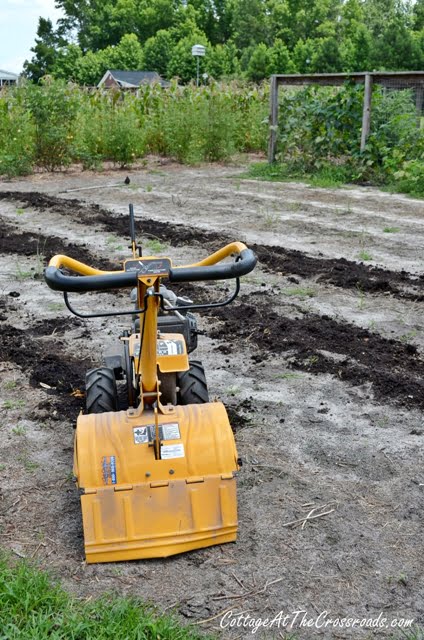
[268,71,424,163]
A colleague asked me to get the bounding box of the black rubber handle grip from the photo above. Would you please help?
[44,249,257,292]
[44,266,138,292]
[169,248,257,282]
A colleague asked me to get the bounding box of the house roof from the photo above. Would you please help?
[0,69,19,81]
[98,69,169,88]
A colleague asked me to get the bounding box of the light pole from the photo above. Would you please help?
[191,44,206,87]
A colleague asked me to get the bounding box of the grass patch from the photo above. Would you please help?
[244,162,350,188]
[145,238,167,254]
[12,424,26,436]
[281,287,315,298]
[397,629,424,640]
[47,302,65,312]
[357,250,373,261]
[0,554,213,639]
[273,373,304,380]
[3,399,25,410]
[244,161,424,198]
[3,381,18,390]
[383,226,400,233]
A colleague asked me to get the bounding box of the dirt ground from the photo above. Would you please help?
[0,159,423,639]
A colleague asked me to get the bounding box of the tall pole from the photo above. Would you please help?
[360,73,373,153]
[268,75,279,163]
[197,57,199,87]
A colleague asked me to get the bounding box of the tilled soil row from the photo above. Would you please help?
[1,190,422,301]
[1,195,422,411]
[209,292,424,410]
[0,312,90,419]
[0,218,117,271]
[0,303,254,428]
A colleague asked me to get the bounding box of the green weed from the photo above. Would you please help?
[261,211,280,229]
[397,628,424,640]
[17,454,40,472]
[12,424,26,436]
[281,287,315,298]
[399,330,418,343]
[3,399,25,410]
[145,239,167,254]
[357,250,373,261]
[47,302,64,312]
[383,226,400,233]
[3,381,18,390]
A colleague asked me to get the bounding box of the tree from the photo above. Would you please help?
[370,17,421,70]
[206,43,241,78]
[292,38,316,74]
[72,34,145,85]
[270,39,296,74]
[144,30,176,77]
[311,36,343,72]
[52,44,83,81]
[23,18,65,82]
[413,0,424,30]
[166,33,209,82]
[107,33,145,69]
[231,0,269,49]
[246,43,273,82]
[74,50,109,86]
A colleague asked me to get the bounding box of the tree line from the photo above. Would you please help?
[25,0,424,84]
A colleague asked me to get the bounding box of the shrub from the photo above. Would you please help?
[22,77,80,171]
[0,89,35,177]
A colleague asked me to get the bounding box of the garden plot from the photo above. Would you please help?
[0,162,423,639]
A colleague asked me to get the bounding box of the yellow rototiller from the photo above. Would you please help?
[44,205,256,563]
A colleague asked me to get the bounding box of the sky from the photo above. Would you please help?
[0,0,64,74]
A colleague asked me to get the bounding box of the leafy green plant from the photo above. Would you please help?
[12,424,26,436]
[357,250,373,261]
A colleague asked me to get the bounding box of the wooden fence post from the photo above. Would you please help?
[268,75,279,163]
[360,73,373,152]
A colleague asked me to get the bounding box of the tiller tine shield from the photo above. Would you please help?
[74,403,239,563]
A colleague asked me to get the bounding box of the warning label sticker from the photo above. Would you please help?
[133,426,149,444]
[161,443,185,459]
[133,423,181,444]
[157,339,184,356]
[161,423,180,440]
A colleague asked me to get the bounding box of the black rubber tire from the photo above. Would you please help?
[85,367,118,414]
[177,360,209,405]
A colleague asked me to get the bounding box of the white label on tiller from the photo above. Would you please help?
[161,423,180,440]
[133,426,149,444]
[161,444,185,459]
[133,423,181,444]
